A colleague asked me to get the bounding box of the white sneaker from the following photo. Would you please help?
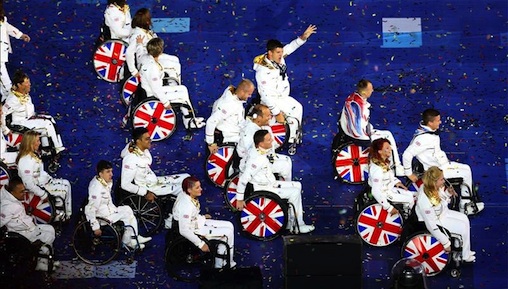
[55,147,66,154]
[463,255,476,263]
[35,262,49,272]
[137,236,152,244]
[126,240,145,250]
[464,201,485,215]
[297,224,315,234]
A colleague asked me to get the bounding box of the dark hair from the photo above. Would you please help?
[12,70,29,87]
[422,108,440,125]
[253,129,270,147]
[0,1,4,20]
[132,127,149,141]
[356,79,371,91]
[266,39,283,52]
[6,176,24,193]
[369,138,391,162]
[249,104,268,118]
[132,8,151,30]
[96,160,113,174]
[108,0,126,5]
[182,176,200,195]
[146,38,164,57]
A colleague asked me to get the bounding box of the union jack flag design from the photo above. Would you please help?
[23,192,54,224]
[407,178,423,193]
[5,132,23,149]
[0,165,10,189]
[241,195,285,240]
[122,75,140,106]
[206,145,235,187]
[357,203,403,246]
[225,174,240,209]
[403,233,449,276]
[133,99,176,141]
[93,40,127,82]
[270,123,288,150]
[335,144,369,184]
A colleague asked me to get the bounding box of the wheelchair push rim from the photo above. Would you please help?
[72,219,121,266]
[333,143,369,184]
[133,97,177,142]
[93,39,127,83]
[165,237,214,282]
[223,172,240,211]
[205,144,236,188]
[120,194,163,236]
[402,232,450,276]
[240,191,288,241]
[356,203,403,247]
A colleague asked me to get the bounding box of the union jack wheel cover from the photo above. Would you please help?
[133,98,176,141]
[334,143,369,184]
[22,192,55,224]
[403,232,450,276]
[240,193,287,241]
[0,162,11,190]
[406,178,423,193]
[121,75,140,106]
[5,131,23,149]
[205,145,235,188]
[356,203,403,247]
[269,119,289,150]
[93,39,127,83]
[224,173,240,211]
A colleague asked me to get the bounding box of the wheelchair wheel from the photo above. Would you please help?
[333,142,369,184]
[356,202,403,247]
[0,231,37,281]
[133,97,177,142]
[205,144,236,188]
[22,191,56,224]
[269,118,289,151]
[223,172,240,211]
[4,131,23,150]
[0,162,11,190]
[240,191,288,241]
[121,74,140,107]
[165,235,214,282]
[120,194,163,236]
[93,39,127,83]
[72,218,121,265]
[402,231,450,276]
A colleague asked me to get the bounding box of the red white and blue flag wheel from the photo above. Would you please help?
[206,145,235,188]
[0,164,10,189]
[270,122,288,150]
[335,143,369,184]
[133,99,176,141]
[224,174,240,210]
[93,39,127,83]
[403,233,450,276]
[22,192,54,224]
[357,203,403,247]
[121,75,140,106]
[240,195,286,240]
[5,131,23,149]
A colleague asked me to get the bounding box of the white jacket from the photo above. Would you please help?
[120,143,158,196]
[17,154,51,199]
[172,193,207,248]
[125,27,157,75]
[415,186,453,248]
[104,4,132,41]
[368,162,401,211]
[0,186,36,232]
[85,177,117,231]
[236,147,277,200]
[2,91,36,132]
[205,86,246,144]
[0,17,24,63]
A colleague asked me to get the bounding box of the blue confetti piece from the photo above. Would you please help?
[152,18,190,33]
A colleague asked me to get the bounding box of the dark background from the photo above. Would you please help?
[2,0,507,288]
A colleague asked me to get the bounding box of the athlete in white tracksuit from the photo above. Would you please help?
[104,1,132,41]
[369,161,414,213]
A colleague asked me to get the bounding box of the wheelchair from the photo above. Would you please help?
[131,96,178,142]
[164,221,231,282]
[331,130,371,184]
[0,227,55,284]
[114,178,176,236]
[205,142,238,188]
[400,221,464,278]
[93,39,128,83]
[353,185,413,247]
[0,161,12,190]
[22,191,60,225]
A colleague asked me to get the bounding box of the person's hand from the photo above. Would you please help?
[145,191,157,202]
[134,72,140,78]
[389,207,399,216]
[204,214,212,219]
[200,243,210,252]
[447,186,458,197]
[395,182,408,190]
[408,174,418,183]
[93,229,102,237]
[236,200,245,211]
[443,244,451,252]
[275,112,285,124]
[208,143,219,154]
[136,35,144,44]
[20,34,31,42]
[300,24,317,41]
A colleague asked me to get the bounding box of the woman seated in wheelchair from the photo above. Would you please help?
[369,138,415,217]
[172,176,236,268]
[85,160,152,250]
[0,176,58,271]
[1,70,65,154]
[16,130,72,220]
[416,166,476,263]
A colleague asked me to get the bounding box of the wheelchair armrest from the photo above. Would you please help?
[446,177,464,186]
[7,124,31,134]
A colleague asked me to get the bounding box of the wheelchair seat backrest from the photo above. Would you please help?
[4,114,31,133]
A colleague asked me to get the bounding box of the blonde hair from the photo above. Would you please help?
[16,130,40,163]
[422,166,443,200]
